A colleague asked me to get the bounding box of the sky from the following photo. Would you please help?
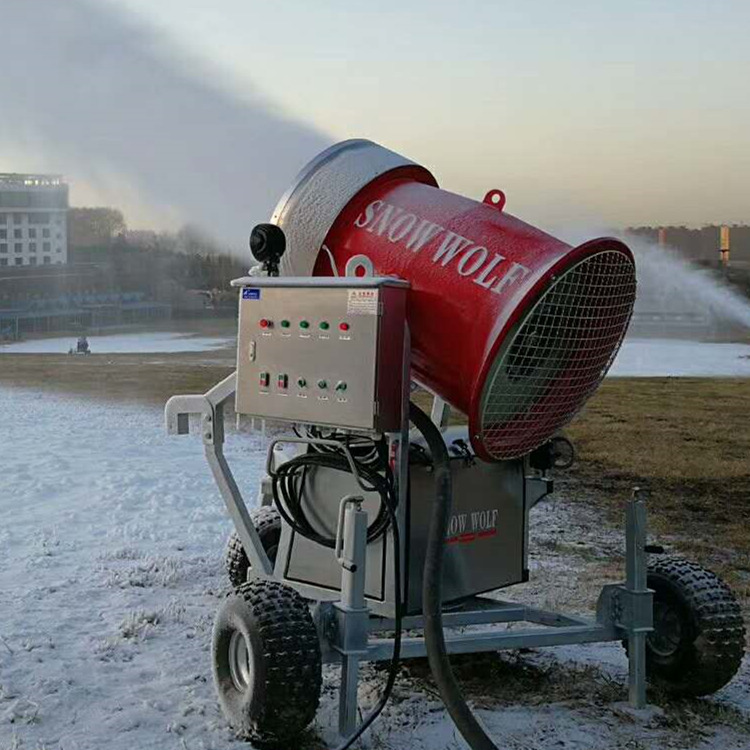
[4,0,750,240]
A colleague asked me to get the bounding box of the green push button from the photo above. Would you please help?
[319,321,330,330]
[300,320,310,329]
[280,319,290,328]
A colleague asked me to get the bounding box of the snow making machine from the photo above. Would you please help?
[166,140,745,749]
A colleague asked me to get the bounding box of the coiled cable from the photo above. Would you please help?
[271,436,392,548]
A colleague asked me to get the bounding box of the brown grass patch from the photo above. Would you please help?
[0,353,234,406]
[566,378,750,615]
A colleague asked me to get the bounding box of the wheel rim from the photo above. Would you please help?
[228,630,253,692]
[648,599,683,657]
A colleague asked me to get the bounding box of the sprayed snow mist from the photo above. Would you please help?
[558,226,750,338]
[628,237,750,335]
[0,0,329,251]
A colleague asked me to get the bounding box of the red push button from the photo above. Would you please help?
[259,318,271,329]
[339,322,350,331]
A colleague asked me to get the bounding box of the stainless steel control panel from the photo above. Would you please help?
[233,277,408,432]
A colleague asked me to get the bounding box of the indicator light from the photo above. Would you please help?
[259,372,270,387]
[259,318,271,329]
[339,322,350,332]
[297,377,307,388]
[277,374,288,389]
[318,379,328,389]
[319,321,330,330]
[300,320,310,329]
[280,319,290,328]
[335,381,347,392]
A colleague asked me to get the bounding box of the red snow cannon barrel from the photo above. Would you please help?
[273,139,636,461]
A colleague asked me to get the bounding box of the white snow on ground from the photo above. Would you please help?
[0,387,261,750]
[611,338,750,377]
[0,332,233,355]
[1,386,748,750]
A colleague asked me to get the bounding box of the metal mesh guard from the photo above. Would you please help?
[479,250,636,460]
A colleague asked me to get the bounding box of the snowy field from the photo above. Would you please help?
[0,332,233,355]
[1,386,749,750]
[0,387,263,750]
[611,338,750,377]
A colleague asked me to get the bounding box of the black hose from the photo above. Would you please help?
[409,402,500,750]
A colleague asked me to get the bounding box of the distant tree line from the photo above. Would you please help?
[68,208,248,302]
[66,211,750,298]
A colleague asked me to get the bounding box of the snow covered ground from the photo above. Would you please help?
[0,332,233,355]
[611,338,750,377]
[1,386,748,750]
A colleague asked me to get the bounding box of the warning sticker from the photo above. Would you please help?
[347,289,378,315]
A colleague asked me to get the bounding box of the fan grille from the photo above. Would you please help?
[479,250,636,460]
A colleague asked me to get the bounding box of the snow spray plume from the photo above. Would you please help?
[0,0,329,252]
[559,226,750,337]
[627,235,750,334]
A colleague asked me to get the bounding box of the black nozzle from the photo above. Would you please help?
[249,223,286,277]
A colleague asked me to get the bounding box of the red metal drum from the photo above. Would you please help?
[274,140,636,461]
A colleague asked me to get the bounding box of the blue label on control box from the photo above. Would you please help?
[242,288,261,300]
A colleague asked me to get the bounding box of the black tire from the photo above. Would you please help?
[212,580,322,744]
[225,506,281,589]
[636,556,745,696]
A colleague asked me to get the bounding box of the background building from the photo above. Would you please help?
[0,174,68,268]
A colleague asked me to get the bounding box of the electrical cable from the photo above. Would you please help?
[333,463,402,750]
[271,440,392,548]
[269,432,404,750]
[321,244,340,276]
[294,424,382,467]
[277,406,500,750]
[410,402,501,750]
